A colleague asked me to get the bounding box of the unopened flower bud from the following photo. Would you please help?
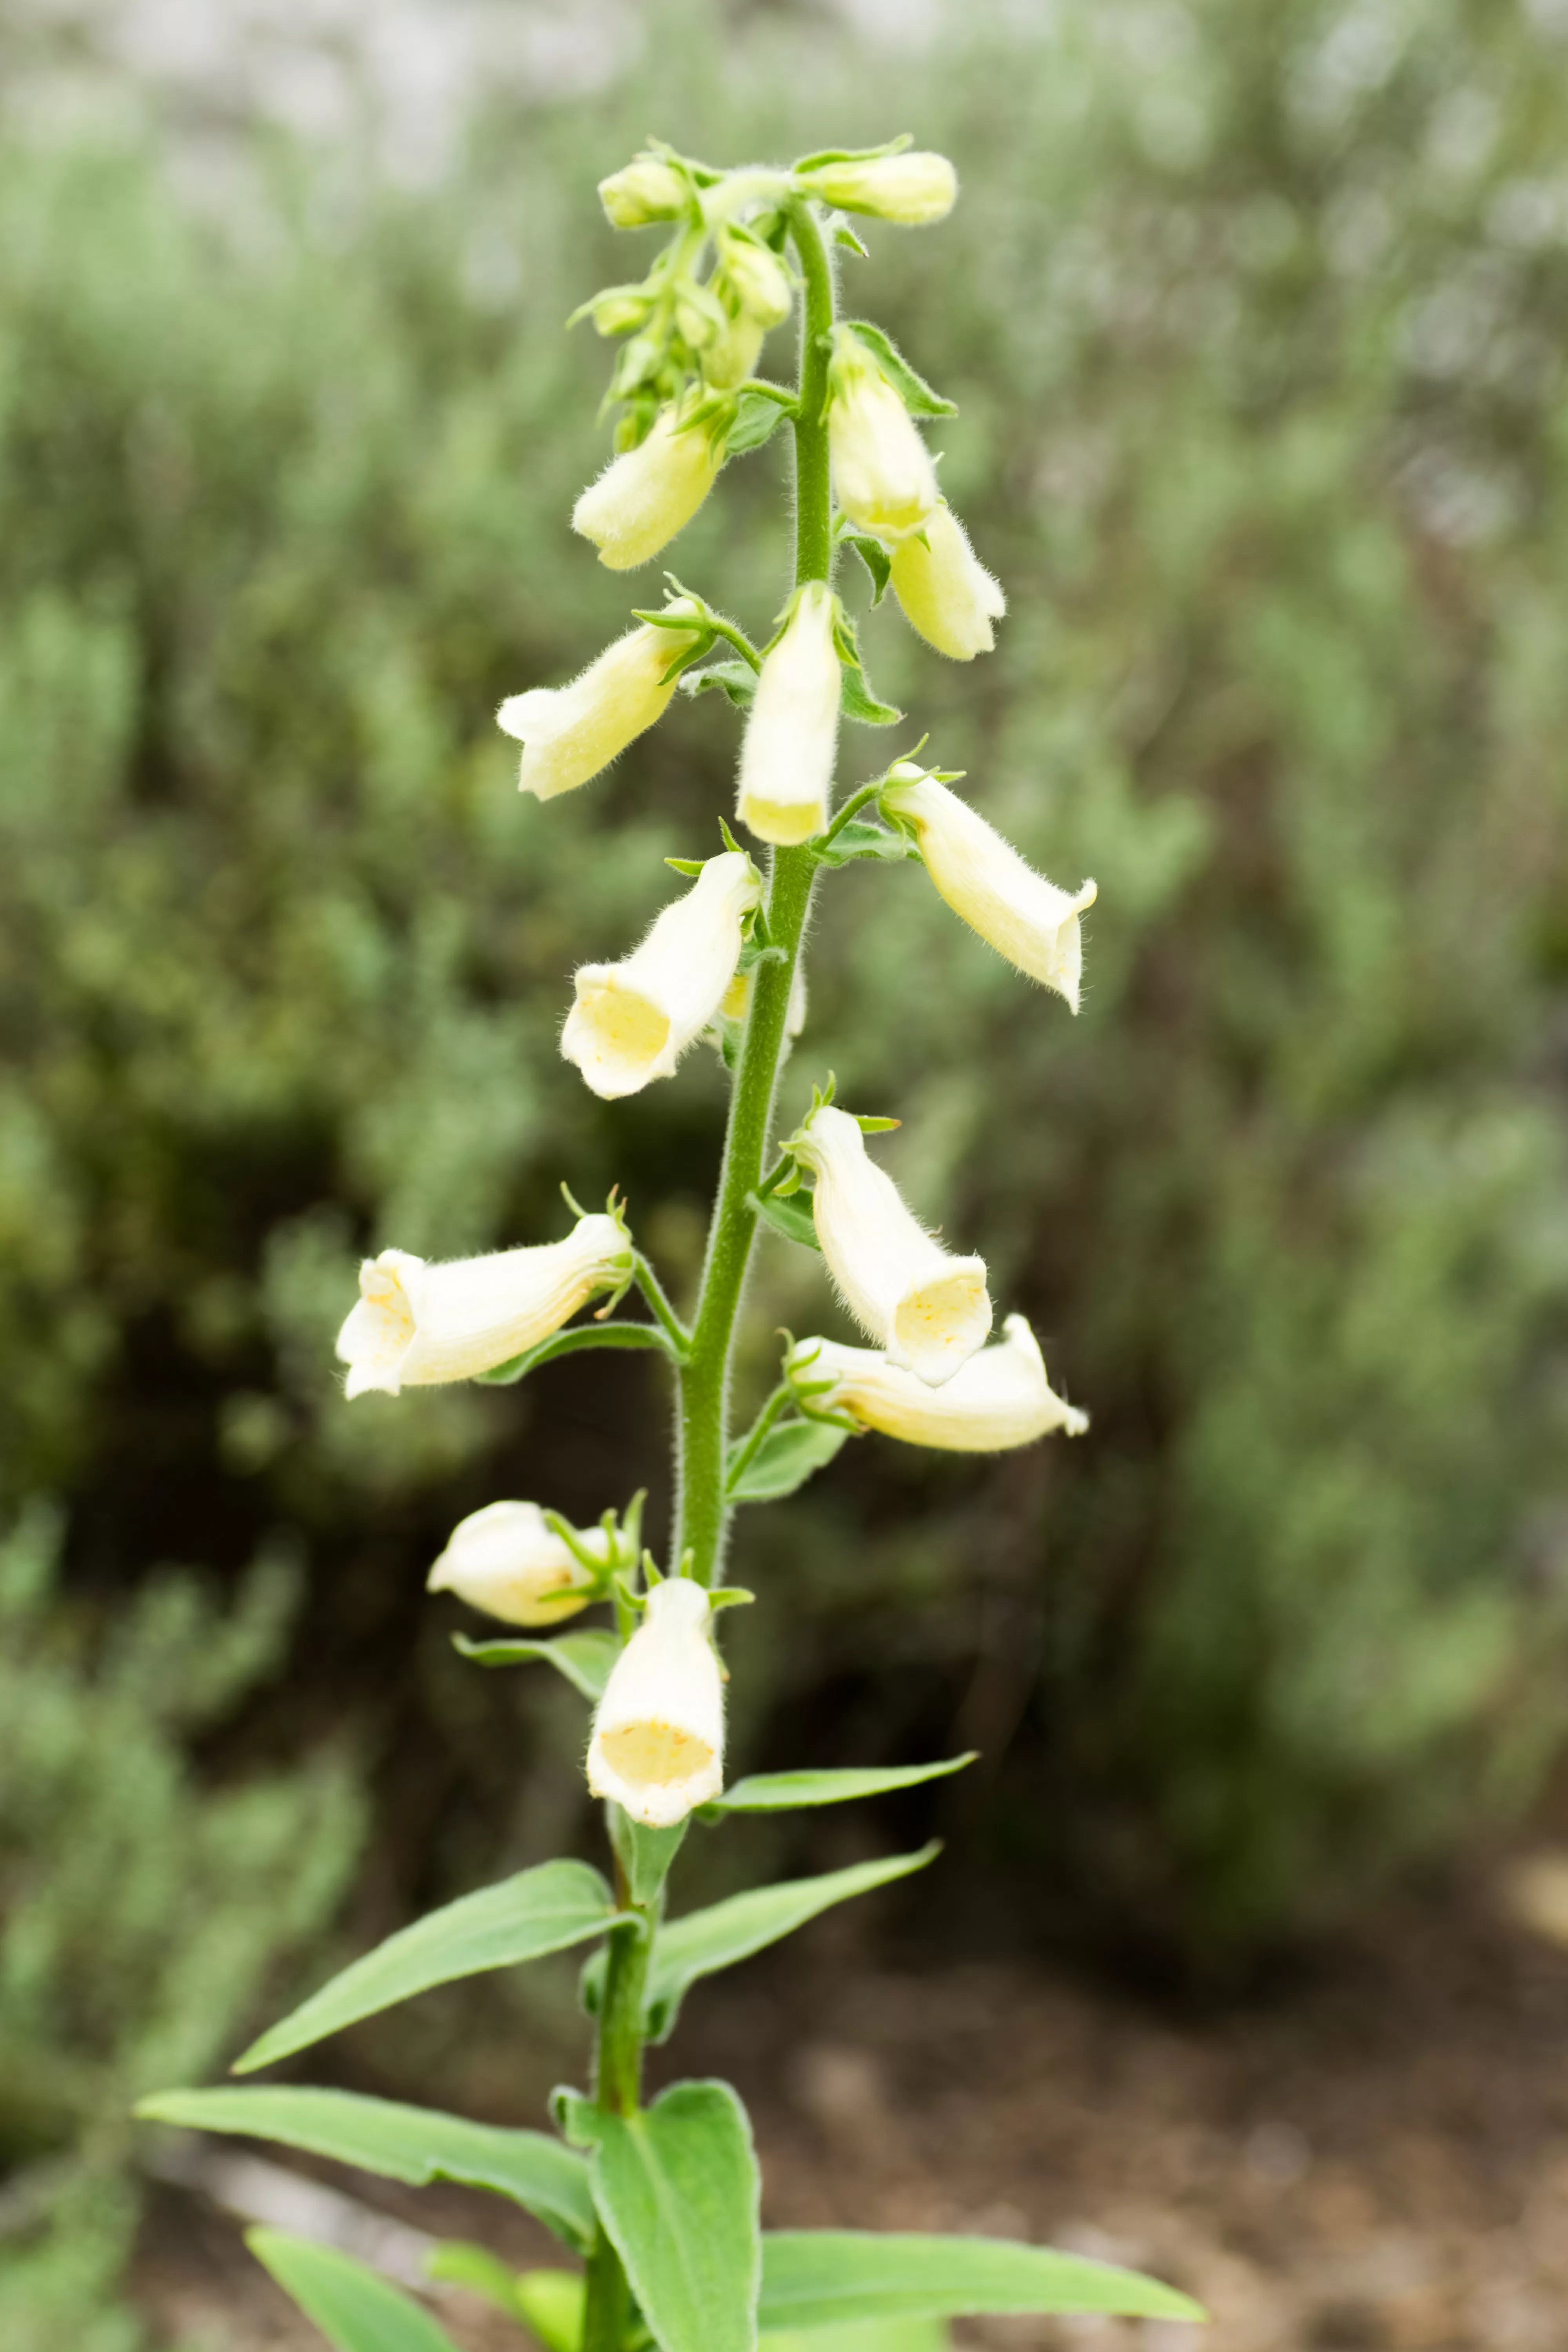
[588,287,653,338]
[428,1502,610,1626]
[588,1578,724,1826]
[889,503,1006,660]
[703,309,767,392]
[497,607,703,800]
[337,1216,632,1398]
[880,768,1096,1011]
[735,582,841,844]
[791,1315,1085,1451]
[563,851,762,1100]
[796,151,958,226]
[599,157,689,229]
[827,336,940,543]
[716,228,792,329]
[791,1104,990,1387]
[573,401,727,572]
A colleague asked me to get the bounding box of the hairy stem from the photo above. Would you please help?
[582,196,838,2352]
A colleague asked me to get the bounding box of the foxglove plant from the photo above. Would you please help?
[140,135,1202,2352]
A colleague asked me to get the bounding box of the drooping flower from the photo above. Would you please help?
[790,1314,1086,1451]
[497,604,704,800]
[572,400,728,572]
[879,766,1096,1011]
[562,850,762,1099]
[428,1502,610,1626]
[598,157,690,229]
[735,581,841,844]
[587,1577,724,1826]
[827,336,940,544]
[795,151,958,227]
[790,1103,990,1387]
[889,503,1006,660]
[337,1215,632,1398]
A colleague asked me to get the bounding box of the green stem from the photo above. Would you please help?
[581,196,838,2352]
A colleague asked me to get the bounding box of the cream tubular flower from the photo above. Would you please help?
[792,1103,990,1387]
[572,401,726,572]
[796,152,958,226]
[336,1215,631,1398]
[828,338,941,543]
[562,850,761,1100]
[793,1314,1086,1452]
[880,767,1096,1012]
[889,504,1006,660]
[587,1578,724,1826]
[428,1502,610,1626]
[735,581,841,844]
[497,607,702,800]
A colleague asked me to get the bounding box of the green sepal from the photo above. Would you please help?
[246,2230,463,2352]
[811,818,919,869]
[727,1417,849,1503]
[679,658,757,710]
[453,1629,618,1703]
[703,1756,977,1816]
[707,1586,756,1610]
[842,530,892,603]
[842,319,958,417]
[833,224,871,259]
[665,856,706,877]
[610,1804,690,1906]
[856,1114,902,1133]
[727,387,793,456]
[751,1189,820,1252]
[793,134,914,172]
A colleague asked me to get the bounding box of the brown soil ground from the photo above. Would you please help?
[133,1891,1568,2352]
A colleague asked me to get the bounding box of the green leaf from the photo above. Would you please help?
[136,2086,595,2251]
[612,1806,690,1904]
[234,1860,622,2073]
[246,2229,463,2352]
[758,2234,1205,2330]
[842,322,957,418]
[679,658,757,710]
[727,390,792,456]
[838,662,903,728]
[475,1321,669,1384]
[762,2323,948,2352]
[569,2081,760,2352]
[793,135,913,172]
[844,533,891,603]
[453,1629,618,1702]
[641,1846,941,2040]
[707,1757,977,1814]
[727,1419,849,1504]
[516,2270,588,2352]
[751,1189,820,1251]
[810,820,916,871]
[424,2242,530,2321]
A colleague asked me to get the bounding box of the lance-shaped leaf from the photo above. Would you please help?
[843,532,892,604]
[679,658,759,710]
[751,1190,822,1252]
[637,1845,940,2040]
[454,1629,618,1702]
[565,2081,760,2352]
[247,2229,463,2352]
[728,1419,849,1503]
[810,819,918,872]
[840,321,957,417]
[706,1756,976,1815]
[757,2233,1205,2330]
[235,1861,623,2073]
[728,388,794,455]
[136,2085,595,2252]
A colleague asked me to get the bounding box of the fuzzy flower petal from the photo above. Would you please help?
[572,403,726,572]
[889,504,1006,660]
[791,1314,1086,1451]
[735,582,841,844]
[828,339,940,544]
[587,1579,724,1827]
[428,1501,609,1626]
[497,610,702,801]
[563,851,762,1099]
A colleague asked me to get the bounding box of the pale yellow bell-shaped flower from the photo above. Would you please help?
[598,158,689,228]
[587,1577,725,1826]
[791,1314,1086,1451]
[716,227,792,330]
[704,309,766,392]
[428,1502,610,1626]
[337,1215,631,1399]
[880,767,1097,1011]
[796,151,958,226]
[572,401,726,572]
[889,503,1006,660]
[735,582,841,844]
[497,605,703,801]
[562,850,762,1100]
[791,1103,990,1387]
[828,339,940,543]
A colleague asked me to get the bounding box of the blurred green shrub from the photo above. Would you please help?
[0,1509,362,2350]
[2,0,1568,1975]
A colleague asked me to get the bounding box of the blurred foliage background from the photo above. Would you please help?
[4,0,1568,2336]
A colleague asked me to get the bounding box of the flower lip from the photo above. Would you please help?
[587,1576,724,1828]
